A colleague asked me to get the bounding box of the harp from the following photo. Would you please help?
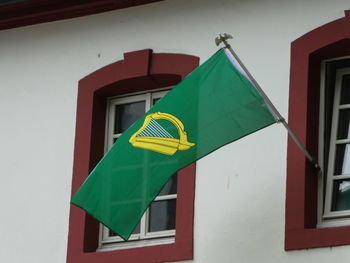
[129,112,195,155]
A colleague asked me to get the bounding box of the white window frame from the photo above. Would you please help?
[97,87,178,251]
[318,58,350,228]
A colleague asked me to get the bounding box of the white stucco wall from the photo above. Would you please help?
[0,0,349,262]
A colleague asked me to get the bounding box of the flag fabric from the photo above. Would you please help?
[71,49,276,240]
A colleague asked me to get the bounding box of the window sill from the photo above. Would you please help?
[286,226,350,250]
[97,236,175,252]
[317,218,350,228]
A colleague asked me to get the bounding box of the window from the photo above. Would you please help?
[98,90,179,251]
[318,61,350,228]
[67,49,199,263]
[285,9,350,250]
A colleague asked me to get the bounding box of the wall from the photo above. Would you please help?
[0,0,349,262]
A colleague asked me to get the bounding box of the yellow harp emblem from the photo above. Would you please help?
[129,112,195,155]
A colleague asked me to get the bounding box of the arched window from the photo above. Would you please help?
[67,49,198,263]
[286,10,350,250]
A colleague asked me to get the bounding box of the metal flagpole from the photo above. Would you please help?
[215,33,320,170]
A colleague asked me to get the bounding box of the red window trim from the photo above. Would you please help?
[285,10,350,250]
[0,0,163,31]
[67,49,199,263]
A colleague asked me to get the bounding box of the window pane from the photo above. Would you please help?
[340,75,350,105]
[153,98,160,105]
[331,180,350,211]
[334,144,350,175]
[114,101,145,133]
[149,200,176,232]
[337,109,350,139]
[158,174,177,196]
[109,222,140,236]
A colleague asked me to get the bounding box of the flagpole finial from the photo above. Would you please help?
[215,33,233,47]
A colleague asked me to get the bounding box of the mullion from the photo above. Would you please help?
[335,139,350,144]
[332,174,350,179]
[339,104,350,109]
[154,194,177,201]
[140,92,151,239]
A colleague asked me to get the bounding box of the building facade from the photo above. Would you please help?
[1,0,350,262]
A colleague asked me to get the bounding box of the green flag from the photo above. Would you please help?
[71,49,276,240]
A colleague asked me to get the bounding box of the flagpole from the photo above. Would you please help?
[215,33,320,170]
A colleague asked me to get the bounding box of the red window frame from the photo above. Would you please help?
[67,49,199,263]
[285,9,350,250]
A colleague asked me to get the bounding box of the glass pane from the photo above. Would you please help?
[109,222,140,236]
[109,229,116,237]
[331,180,350,211]
[149,200,176,232]
[153,98,161,106]
[340,75,350,105]
[158,174,177,196]
[337,109,350,139]
[114,101,145,133]
[334,144,350,175]
[132,222,141,234]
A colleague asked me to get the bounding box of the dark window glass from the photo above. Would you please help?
[153,98,161,105]
[334,144,350,175]
[114,101,145,133]
[331,180,350,211]
[159,174,177,196]
[149,200,176,232]
[337,109,350,139]
[340,75,350,105]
